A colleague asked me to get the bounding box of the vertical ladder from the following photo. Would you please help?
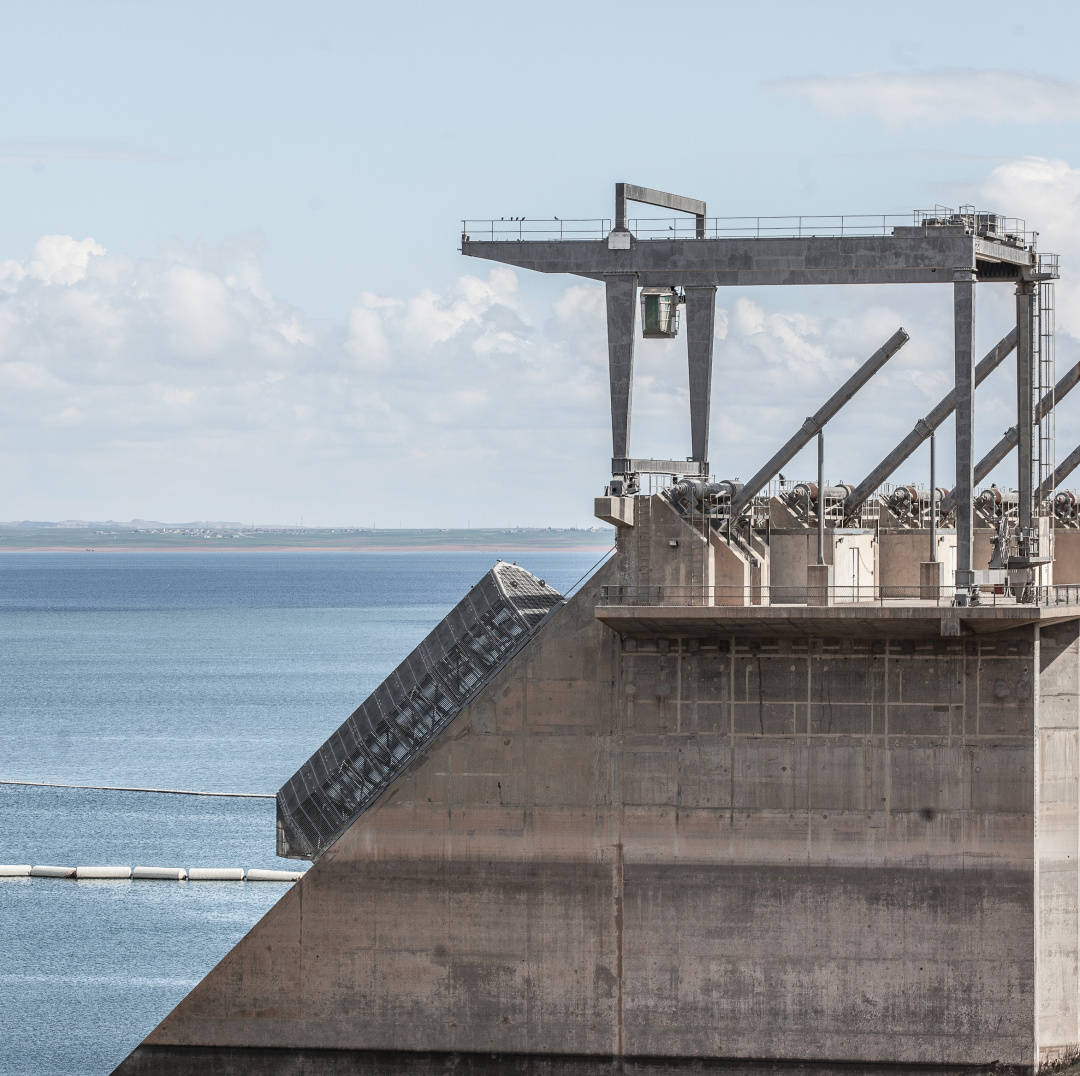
[1036,280,1056,512]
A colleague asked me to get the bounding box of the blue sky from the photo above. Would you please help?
[4,0,1080,525]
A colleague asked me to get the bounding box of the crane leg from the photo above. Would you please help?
[685,286,716,468]
[606,275,637,472]
[954,271,977,589]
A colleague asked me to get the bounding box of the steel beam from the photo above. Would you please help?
[842,328,1016,521]
[929,430,938,562]
[605,276,637,466]
[1016,281,1036,530]
[817,432,825,567]
[685,286,716,466]
[954,272,977,587]
[461,234,1037,287]
[611,458,707,477]
[728,327,909,517]
[615,183,706,237]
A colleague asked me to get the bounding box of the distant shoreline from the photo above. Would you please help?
[0,524,614,554]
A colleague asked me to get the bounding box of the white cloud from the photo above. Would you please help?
[0,232,968,519]
[768,69,1080,128]
[161,266,236,358]
[0,361,65,391]
[982,157,1080,330]
[733,297,765,335]
[29,235,105,285]
[4,160,1080,524]
[346,305,391,367]
[977,157,1080,475]
[713,308,728,342]
[160,386,196,407]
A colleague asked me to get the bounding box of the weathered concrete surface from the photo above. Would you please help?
[595,600,1080,639]
[1055,529,1080,583]
[1037,620,1080,1066]
[611,493,749,597]
[114,497,1080,1074]
[769,528,875,603]
[879,530,957,596]
[114,1045,1049,1075]
[461,230,1035,287]
[115,1046,1047,1075]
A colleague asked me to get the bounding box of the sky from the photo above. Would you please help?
[4,0,1080,526]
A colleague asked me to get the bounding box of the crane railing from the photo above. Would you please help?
[461,210,1040,246]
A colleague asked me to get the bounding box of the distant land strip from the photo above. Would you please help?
[0,779,274,799]
[0,524,612,552]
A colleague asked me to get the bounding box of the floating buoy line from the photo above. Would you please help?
[0,864,302,882]
[1,781,296,881]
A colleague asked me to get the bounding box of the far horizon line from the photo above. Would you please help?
[0,520,607,532]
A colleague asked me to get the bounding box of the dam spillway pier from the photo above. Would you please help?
[117,185,1080,1074]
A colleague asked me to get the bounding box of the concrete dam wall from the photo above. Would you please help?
[115,497,1080,1074]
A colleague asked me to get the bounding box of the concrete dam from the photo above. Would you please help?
[116,186,1080,1073]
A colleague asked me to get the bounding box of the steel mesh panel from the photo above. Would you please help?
[276,562,562,859]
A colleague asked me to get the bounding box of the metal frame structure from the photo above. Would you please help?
[462,183,1059,592]
[276,563,563,859]
[842,330,1017,522]
[726,328,909,517]
[939,356,1080,516]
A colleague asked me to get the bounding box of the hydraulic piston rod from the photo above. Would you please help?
[940,356,1080,515]
[842,329,1016,521]
[728,327,910,517]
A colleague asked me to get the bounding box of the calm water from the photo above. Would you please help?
[0,551,599,1075]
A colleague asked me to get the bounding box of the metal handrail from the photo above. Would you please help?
[598,583,1080,609]
[1039,252,1061,276]
[461,210,1039,247]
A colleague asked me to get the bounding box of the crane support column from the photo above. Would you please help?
[1017,280,1036,531]
[817,431,826,567]
[954,271,977,588]
[929,429,938,562]
[606,275,637,468]
[685,286,716,467]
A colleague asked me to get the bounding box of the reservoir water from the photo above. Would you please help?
[0,550,600,1075]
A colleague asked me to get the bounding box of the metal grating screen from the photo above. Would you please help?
[276,562,563,859]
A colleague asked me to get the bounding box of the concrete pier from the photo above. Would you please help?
[115,496,1080,1074]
